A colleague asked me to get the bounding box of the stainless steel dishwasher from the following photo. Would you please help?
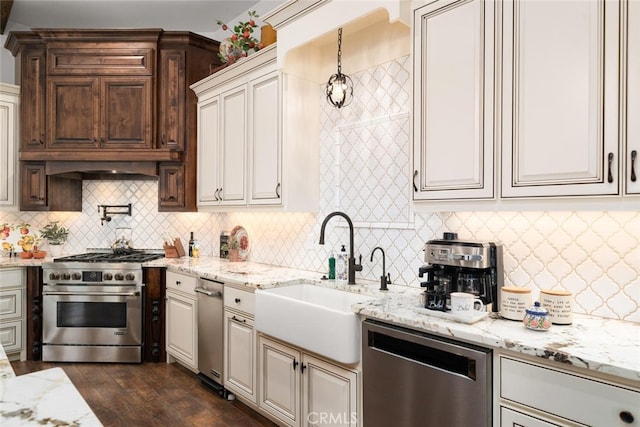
[362,319,492,427]
[195,278,227,397]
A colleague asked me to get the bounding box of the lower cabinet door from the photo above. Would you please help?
[301,354,358,427]
[166,290,197,370]
[500,407,560,427]
[259,336,300,426]
[224,311,256,404]
[0,319,23,354]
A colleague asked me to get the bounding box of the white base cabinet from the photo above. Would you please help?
[259,335,359,427]
[165,271,198,372]
[224,286,257,405]
[497,352,640,427]
[0,268,26,360]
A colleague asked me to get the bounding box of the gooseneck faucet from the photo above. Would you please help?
[370,247,391,291]
[319,211,362,285]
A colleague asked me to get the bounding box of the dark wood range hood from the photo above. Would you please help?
[20,149,182,178]
[6,28,222,211]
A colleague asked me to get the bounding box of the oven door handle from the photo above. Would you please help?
[42,291,141,297]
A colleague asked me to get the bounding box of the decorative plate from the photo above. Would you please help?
[230,225,250,261]
[1,223,40,253]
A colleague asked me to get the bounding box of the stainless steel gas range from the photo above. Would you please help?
[41,251,164,363]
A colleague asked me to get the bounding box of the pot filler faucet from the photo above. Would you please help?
[319,211,363,285]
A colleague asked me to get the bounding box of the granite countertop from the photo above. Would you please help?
[2,255,639,384]
[0,344,102,426]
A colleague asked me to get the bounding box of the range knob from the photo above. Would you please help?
[61,273,71,280]
[114,273,124,281]
[49,272,60,281]
[125,273,136,281]
[103,273,113,281]
[71,273,81,280]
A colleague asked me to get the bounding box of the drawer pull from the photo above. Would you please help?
[231,315,246,323]
[235,298,241,303]
[631,150,637,182]
[619,410,634,424]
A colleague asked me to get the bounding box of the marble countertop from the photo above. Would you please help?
[2,255,639,384]
[0,344,102,426]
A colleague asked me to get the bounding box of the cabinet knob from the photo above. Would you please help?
[235,298,241,303]
[175,281,181,286]
[292,359,298,371]
[300,362,307,374]
[619,411,634,424]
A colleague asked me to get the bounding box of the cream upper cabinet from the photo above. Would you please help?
[249,70,282,205]
[220,83,248,205]
[195,81,246,207]
[501,0,620,198]
[412,0,495,200]
[192,45,318,212]
[626,0,640,195]
[196,95,220,205]
[0,84,19,210]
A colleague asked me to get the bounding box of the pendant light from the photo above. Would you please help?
[325,28,353,109]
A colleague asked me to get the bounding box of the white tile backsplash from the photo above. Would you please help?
[2,55,638,322]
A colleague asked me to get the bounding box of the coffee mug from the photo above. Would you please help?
[450,292,484,315]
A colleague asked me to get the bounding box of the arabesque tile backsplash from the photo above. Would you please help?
[1,55,638,323]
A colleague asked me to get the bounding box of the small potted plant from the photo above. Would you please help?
[40,221,69,256]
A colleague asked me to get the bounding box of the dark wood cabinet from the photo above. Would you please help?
[19,47,46,150]
[158,163,185,209]
[157,32,222,212]
[6,29,220,212]
[25,266,42,361]
[46,76,153,149]
[143,267,166,363]
[20,161,82,211]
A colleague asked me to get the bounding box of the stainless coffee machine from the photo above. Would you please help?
[419,232,504,312]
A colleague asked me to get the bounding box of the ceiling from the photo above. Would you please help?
[2,0,277,35]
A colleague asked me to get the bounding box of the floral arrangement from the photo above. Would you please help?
[216,10,263,63]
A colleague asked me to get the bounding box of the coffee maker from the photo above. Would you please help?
[419,232,504,312]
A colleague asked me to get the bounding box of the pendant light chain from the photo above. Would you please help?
[336,28,343,75]
[325,27,354,109]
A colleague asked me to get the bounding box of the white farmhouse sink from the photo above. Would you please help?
[254,284,375,364]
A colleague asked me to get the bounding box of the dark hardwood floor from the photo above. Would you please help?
[10,360,277,427]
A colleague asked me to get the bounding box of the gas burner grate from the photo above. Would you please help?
[53,252,165,263]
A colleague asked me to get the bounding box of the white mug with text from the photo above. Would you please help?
[450,292,484,315]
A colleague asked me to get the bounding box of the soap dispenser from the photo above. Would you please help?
[336,245,348,283]
[328,250,336,280]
